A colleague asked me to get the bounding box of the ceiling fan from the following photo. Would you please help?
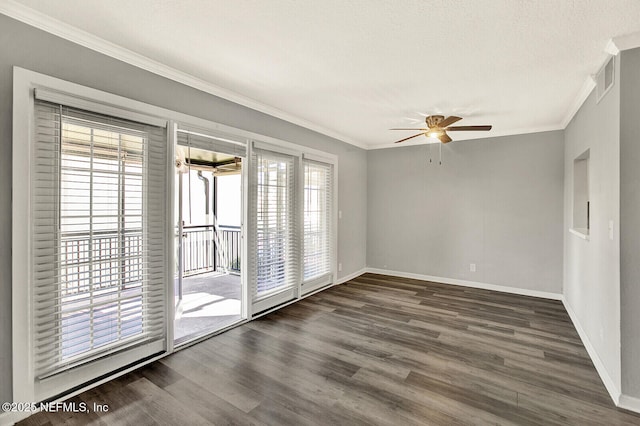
[391,115,492,144]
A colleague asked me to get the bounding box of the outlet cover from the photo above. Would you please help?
[470,263,476,272]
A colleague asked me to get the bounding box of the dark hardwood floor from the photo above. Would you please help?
[19,273,640,425]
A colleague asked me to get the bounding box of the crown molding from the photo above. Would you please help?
[560,74,596,129]
[564,32,640,130]
[610,30,640,54]
[559,33,637,130]
[605,39,620,56]
[0,0,368,150]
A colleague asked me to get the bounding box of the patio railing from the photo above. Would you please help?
[60,230,143,296]
[182,224,241,276]
[59,224,241,296]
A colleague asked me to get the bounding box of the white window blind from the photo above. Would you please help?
[303,159,333,284]
[176,130,247,157]
[249,147,298,308]
[32,100,167,379]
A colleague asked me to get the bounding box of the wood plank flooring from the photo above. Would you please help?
[18,273,640,425]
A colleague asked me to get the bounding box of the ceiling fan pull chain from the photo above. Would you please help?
[428,144,432,163]
[439,143,442,165]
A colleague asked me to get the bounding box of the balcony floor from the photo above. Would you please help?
[174,271,242,344]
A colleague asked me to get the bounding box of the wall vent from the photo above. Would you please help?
[596,56,615,103]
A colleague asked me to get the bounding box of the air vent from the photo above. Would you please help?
[596,56,615,103]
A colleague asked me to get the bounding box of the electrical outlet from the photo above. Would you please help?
[338,263,343,272]
[470,263,476,272]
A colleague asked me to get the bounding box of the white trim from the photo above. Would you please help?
[301,274,333,295]
[560,76,597,129]
[12,65,34,405]
[610,31,640,53]
[253,139,302,158]
[176,127,246,147]
[0,0,367,150]
[252,288,297,315]
[243,141,252,320]
[364,268,563,300]
[569,227,590,240]
[251,278,346,321]
[34,87,168,127]
[165,122,177,354]
[605,39,620,56]
[619,394,640,414]
[332,161,339,290]
[303,151,337,164]
[336,268,367,284]
[562,297,621,405]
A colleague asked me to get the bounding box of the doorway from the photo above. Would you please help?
[174,143,244,345]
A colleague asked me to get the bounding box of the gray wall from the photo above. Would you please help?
[563,55,621,392]
[367,131,564,293]
[0,15,367,403]
[620,47,640,399]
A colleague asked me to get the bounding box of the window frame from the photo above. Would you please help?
[13,68,175,402]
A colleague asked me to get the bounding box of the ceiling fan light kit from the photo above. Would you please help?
[391,115,493,164]
[391,115,492,144]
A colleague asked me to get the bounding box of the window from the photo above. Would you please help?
[303,159,333,286]
[24,92,167,399]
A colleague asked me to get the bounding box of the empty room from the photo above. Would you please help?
[2,1,640,424]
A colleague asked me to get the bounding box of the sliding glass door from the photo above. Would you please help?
[27,95,167,401]
[302,157,334,294]
[249,145,299,313]
[173,128,247,345]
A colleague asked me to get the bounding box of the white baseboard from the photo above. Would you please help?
[619,394,640,413]
[364,267,563,300]
[336,268,367,285]
[562,297,621,406]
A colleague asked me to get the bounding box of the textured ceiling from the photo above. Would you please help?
[10,0,640,148]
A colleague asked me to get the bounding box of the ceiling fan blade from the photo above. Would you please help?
[438,116,462,128]
[394,133,425,144]
[390,128,428,130]
[438,133,452,143]
[446,125,492,131]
